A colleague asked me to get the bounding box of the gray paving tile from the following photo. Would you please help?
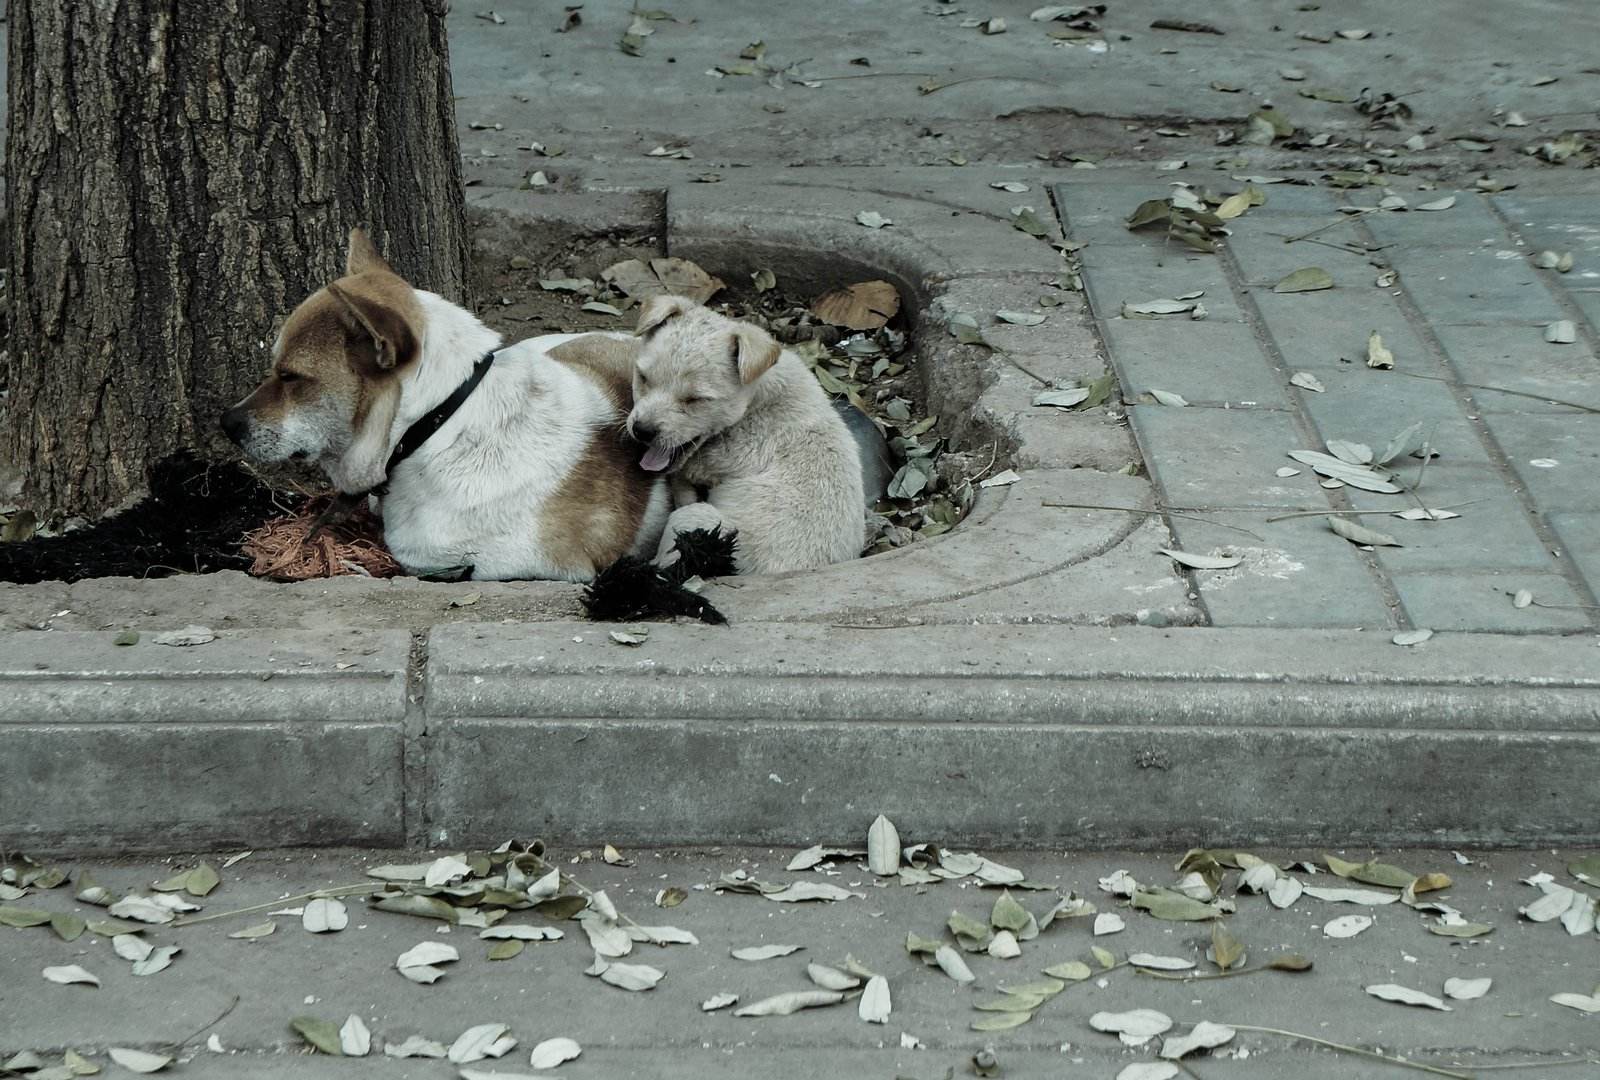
[1488,413,1600,512]
[1241,183,1341,215]
[1130,405,1320,509]
[1358,193,1511,250]
[1102,319,1289,407]
[1387,250,1565,325]
[1225,222,1383,287]
[1564,287,1600,330]
[1393,570,1594,633]
[1367,508,1559,573]
[1434,325,1600,413]
[1494,194,1600,264]
[1165,514,1393,629]
[1250,287,1428,374]
[1082,256,1245,323]
[1548,512,1600,601]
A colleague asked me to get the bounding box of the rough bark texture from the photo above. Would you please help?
[3,0,468,519]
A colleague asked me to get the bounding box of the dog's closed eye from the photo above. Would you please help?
[682,395,709,406]
[277,370,304,383]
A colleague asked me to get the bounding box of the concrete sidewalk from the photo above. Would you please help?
[2,846,1598,1079]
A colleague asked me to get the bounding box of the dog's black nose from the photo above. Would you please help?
[631,421,657,445]
[220,407,248,446]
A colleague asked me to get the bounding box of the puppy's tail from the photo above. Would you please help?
[581,555,727,625]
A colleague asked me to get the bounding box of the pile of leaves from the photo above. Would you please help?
[0,453,286,585]
[1126,181,1267,253]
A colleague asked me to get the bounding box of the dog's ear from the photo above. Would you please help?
[327,278,421,371]
[636,294,692,337]
[732,323,781,385]
[345,227,394,277]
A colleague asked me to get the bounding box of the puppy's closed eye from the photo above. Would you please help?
[278,370,305,384]
[682,395,709,406]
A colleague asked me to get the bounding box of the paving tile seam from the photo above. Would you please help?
[1353,205,1600,624]
[401,628,432,849]
[1210,237,1408,627]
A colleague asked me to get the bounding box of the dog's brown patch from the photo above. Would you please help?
[549,334,639,412]
[539,423,656,576]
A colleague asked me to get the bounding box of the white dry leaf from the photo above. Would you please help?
[609,631,646,647]
[701,992,739,1012]
[1303,885,1399,905]
[1159,548,1242,570]
[597,961,662,993]
[1545,320,1577,344]
[1392,629,1435,647]
[978,469,1021,489]
[1443,977,1492,1001]
[589,890,620,923]
[385,1035,449,1059]
[734,990,845,1017]
[856,211,891,229]
[1160,1021,1237,1060]
[107,1049,171,1073]
[42,964,100,987]
[1416,196,1457,211]
[1512,589,1534,609]
[764,881,864,903]
[1238,863,1278,893]
[1561,893,1597,936]
[1286,450,1402,493]
[991,181,1031,192]
[526,868,561,902]
[1129,954,1195,971]
[935,945,976,984]
[1366,331,1395,369]
[366,861,432,882]
[1328,516,1402,548]
[1323,915,1373,939]
[1149,389,1188,407]
[1290,372,1325,392]
[449,1022,518,1063]
[807,963,862,991]
[340,1014,372,1057]
[1100,869,1139,896]
[1520,883,1576,922]
[1090,1008,1174,1045]
[152,625,215,647]
[229,921,276,940]
[1122,298,1199,317]
[424,855,473,887]
[1269,876,1304,909]
[1550,992,1600,1014]
[996,310,1047,326]
[988,930,1022,959]
[481,925,563,942]
[132,945,180,977]
[303,897,349,934]
[396,941,459,984]
[577,912,632,958]
[1366,983,1452,1011]
[1396,508,1460,522]
[1118,1066,1180,1080]
[859,975,892,1024]
[901,1032,924,1050]
[732,943,803,961]
[973,858,1026,885]
[107,896,176,925]
[786,845,860,871]
[529,1037,582,1069]
[1276,466,1302,478]
[1033,387,1092,409]
[868,814,901,876]
[1327,439,1374,465]
[1093,912,1125,935]
[114,934,154,962]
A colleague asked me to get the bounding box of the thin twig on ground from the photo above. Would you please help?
[1207,1022,1473,1079]
[1042,501,1266,541]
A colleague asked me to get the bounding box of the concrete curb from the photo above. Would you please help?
[10,620,1594,853]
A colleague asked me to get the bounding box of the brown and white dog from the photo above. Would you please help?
[221,228,669,580]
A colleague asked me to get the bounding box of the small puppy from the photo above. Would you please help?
[222,228,668,581]
[627,295,865,574]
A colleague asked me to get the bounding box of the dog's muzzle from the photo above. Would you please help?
[220,407,249,447]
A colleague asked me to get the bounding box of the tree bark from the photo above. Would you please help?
[3,0,469,519]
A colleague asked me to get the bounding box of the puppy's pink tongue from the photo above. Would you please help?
[639,444,673,472]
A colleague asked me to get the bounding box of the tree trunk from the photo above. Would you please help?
[3,0,468,520]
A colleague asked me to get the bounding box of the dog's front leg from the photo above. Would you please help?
[654,502,728,567]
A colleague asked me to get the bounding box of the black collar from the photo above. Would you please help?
[364,348,498,498]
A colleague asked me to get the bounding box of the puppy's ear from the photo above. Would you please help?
[327,279,421,371]
[636,294,691,337]
[345,227,394,277]
[732,323,781,385]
